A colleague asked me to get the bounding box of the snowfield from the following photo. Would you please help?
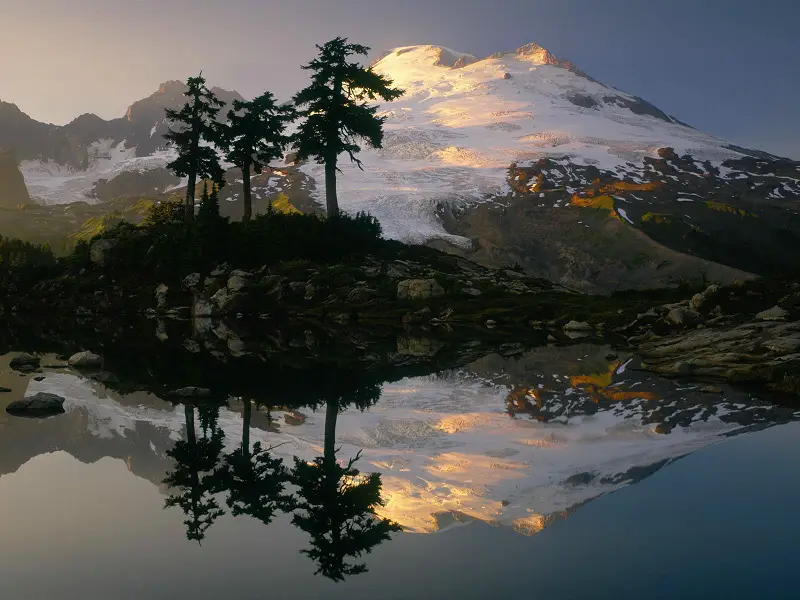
[297,44,744,244]
[20,139,176,205]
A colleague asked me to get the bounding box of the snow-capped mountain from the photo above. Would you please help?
[1,41,799,288]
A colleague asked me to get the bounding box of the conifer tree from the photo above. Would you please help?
[222,93,295,221]
[164,74,226,222]
[293,38,404,217]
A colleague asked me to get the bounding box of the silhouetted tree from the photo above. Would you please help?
[293,37,404,217]
[164,74,226,222]
[290,379,400,581]
[163,404,226,543]
[222,93,295,221]
[218,398,293,525]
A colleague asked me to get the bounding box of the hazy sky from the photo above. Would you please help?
[0,0,797,158]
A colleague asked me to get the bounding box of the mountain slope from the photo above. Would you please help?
[0,42,798,288]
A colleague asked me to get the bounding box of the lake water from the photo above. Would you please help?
[1,332,798,600]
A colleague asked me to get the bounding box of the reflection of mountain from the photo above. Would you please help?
[2,344,798,541]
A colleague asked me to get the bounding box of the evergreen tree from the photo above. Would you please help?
[293,37,404,217]
[222,93,295,221]
[163,405,226,544]
[164,74,226,222]
[290,378,400,581]
[218,399,294,526]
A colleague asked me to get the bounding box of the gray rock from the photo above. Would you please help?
[90,239,117,265]
[210,264,230,277]
[503,269,526,280]
[68,351,103,368]
[6,392,65,418]
[756,306,788,321]
[397,279,446,300]
[9,353,40,372]
[210,288,232,311]
[229,269,253,279]
[168,387,212,398]
[155,283,169,309]
[485,319,497,329]
[227,275,250,293]
[288,281,306,294]
[564,320,592,332]
[347,287,377,303]
[666,307,700,326]
[691,285,720,311]
[462,287,483,297]
[182,273,201,290]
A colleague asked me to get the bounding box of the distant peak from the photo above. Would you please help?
[373,45,479,69]
[489,42,589,78]
[157,80,186,93]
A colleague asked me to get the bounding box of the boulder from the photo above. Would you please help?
[691,284,720,311]
[168,386,212,398]
[564,320,592,332]
[9,353,40,372]
[182,272,201,290]
[462,287,483,297]
[666,307,700,326]
[756,306,788,321]
[6,392,65,418]
[155,284,169,309]
[397,279,445,300]
[227,275,250,293]
[68,351,103,368]
[90,239,117,266]
[347,287,377,303]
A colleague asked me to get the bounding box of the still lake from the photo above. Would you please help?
[0,333,798,600]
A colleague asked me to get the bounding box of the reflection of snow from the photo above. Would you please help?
[28,365,773,537]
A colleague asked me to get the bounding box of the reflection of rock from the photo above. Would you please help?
[396,337,444,357]
[397,279,445,300]
[167,387,212,399]
[9,354,40,373]
[6,392,65,418]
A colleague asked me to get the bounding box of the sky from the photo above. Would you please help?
[0,0,797,158]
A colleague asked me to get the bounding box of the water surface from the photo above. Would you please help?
[0,333,797,599]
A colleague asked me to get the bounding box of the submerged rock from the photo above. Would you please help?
[9,353,40,372]
[6,392,66,418]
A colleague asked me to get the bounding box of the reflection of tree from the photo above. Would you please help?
[291,379,401,582]
[219,398,292,525]
[163,404,226,543]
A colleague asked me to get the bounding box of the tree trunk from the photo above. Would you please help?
[323,399,339,468]
[185,405,196,446]
[324,160,339,218]
[242,162,252,222]
[185,99,201,223]
[241,398,251,457]
[185,171,196,223]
